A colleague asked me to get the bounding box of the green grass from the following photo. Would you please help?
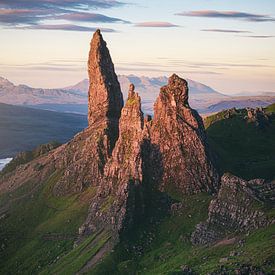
[126,97,138,106]
[265,103,275,114]
[40,230,111,275]
[87,192,275,274]
[0,170,96,274]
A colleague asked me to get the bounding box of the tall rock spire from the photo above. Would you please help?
[88,29,123,148]
[80,84,145,241]
[51,30,124,194]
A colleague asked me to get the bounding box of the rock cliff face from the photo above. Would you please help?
[149,74,219,194]
[78,75,220,242]
[191,173,274,245]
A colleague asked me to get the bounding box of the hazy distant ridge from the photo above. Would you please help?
[1,75,275,114]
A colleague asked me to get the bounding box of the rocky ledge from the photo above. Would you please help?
[191,173,274,245]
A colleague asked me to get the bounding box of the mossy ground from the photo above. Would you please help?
[0,170,97,274]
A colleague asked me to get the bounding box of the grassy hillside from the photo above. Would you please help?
[205,105,275,180]
[0,104,274,274]
[0,103,87,158]
[2,182,273,275]
[0,169,97,274]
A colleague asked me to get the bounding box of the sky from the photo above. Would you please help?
[0,0,275,94]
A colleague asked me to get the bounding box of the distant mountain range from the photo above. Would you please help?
[1,75,275,114]
[0,76,86,105]
[63,76,227,114]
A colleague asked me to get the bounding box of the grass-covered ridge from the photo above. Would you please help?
[265,103,275,114]
[205,104,275,180]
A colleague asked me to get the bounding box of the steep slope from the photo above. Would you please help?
[0,30,220,272]
[205,105,275,180]
[0,103,87,158]
[0,29,124,274]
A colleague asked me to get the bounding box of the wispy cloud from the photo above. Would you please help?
[54,12,130,23]
[156,58,275,69]
[0,0,127,31]
[176,10,275,22]
[0,0,125,10]
[18,24,116,32]
[135,22,179,28]
[201,29,251,33]
[242,35,275,38]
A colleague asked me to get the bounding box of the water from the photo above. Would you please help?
[0,158,13,171]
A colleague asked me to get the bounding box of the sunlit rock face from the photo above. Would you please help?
[149,74,219,194]
[88,29,123,150]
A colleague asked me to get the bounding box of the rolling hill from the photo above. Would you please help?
[205,104,275,180]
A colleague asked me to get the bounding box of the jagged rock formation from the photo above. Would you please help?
[191,173,274,245]
[0,30,237,270]
[0,29,123,196]
[53,30,124,195]
[78,74,220,245]
[149,74,219,194]
[79,86,146,241]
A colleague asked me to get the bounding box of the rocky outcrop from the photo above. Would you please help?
[0,31,220,240]
[78,73,221,240]
[191,173,273,245]
[245,107,270,128]
[149,74,219,194]
[0,30,123,196]
[79,85,145,241]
